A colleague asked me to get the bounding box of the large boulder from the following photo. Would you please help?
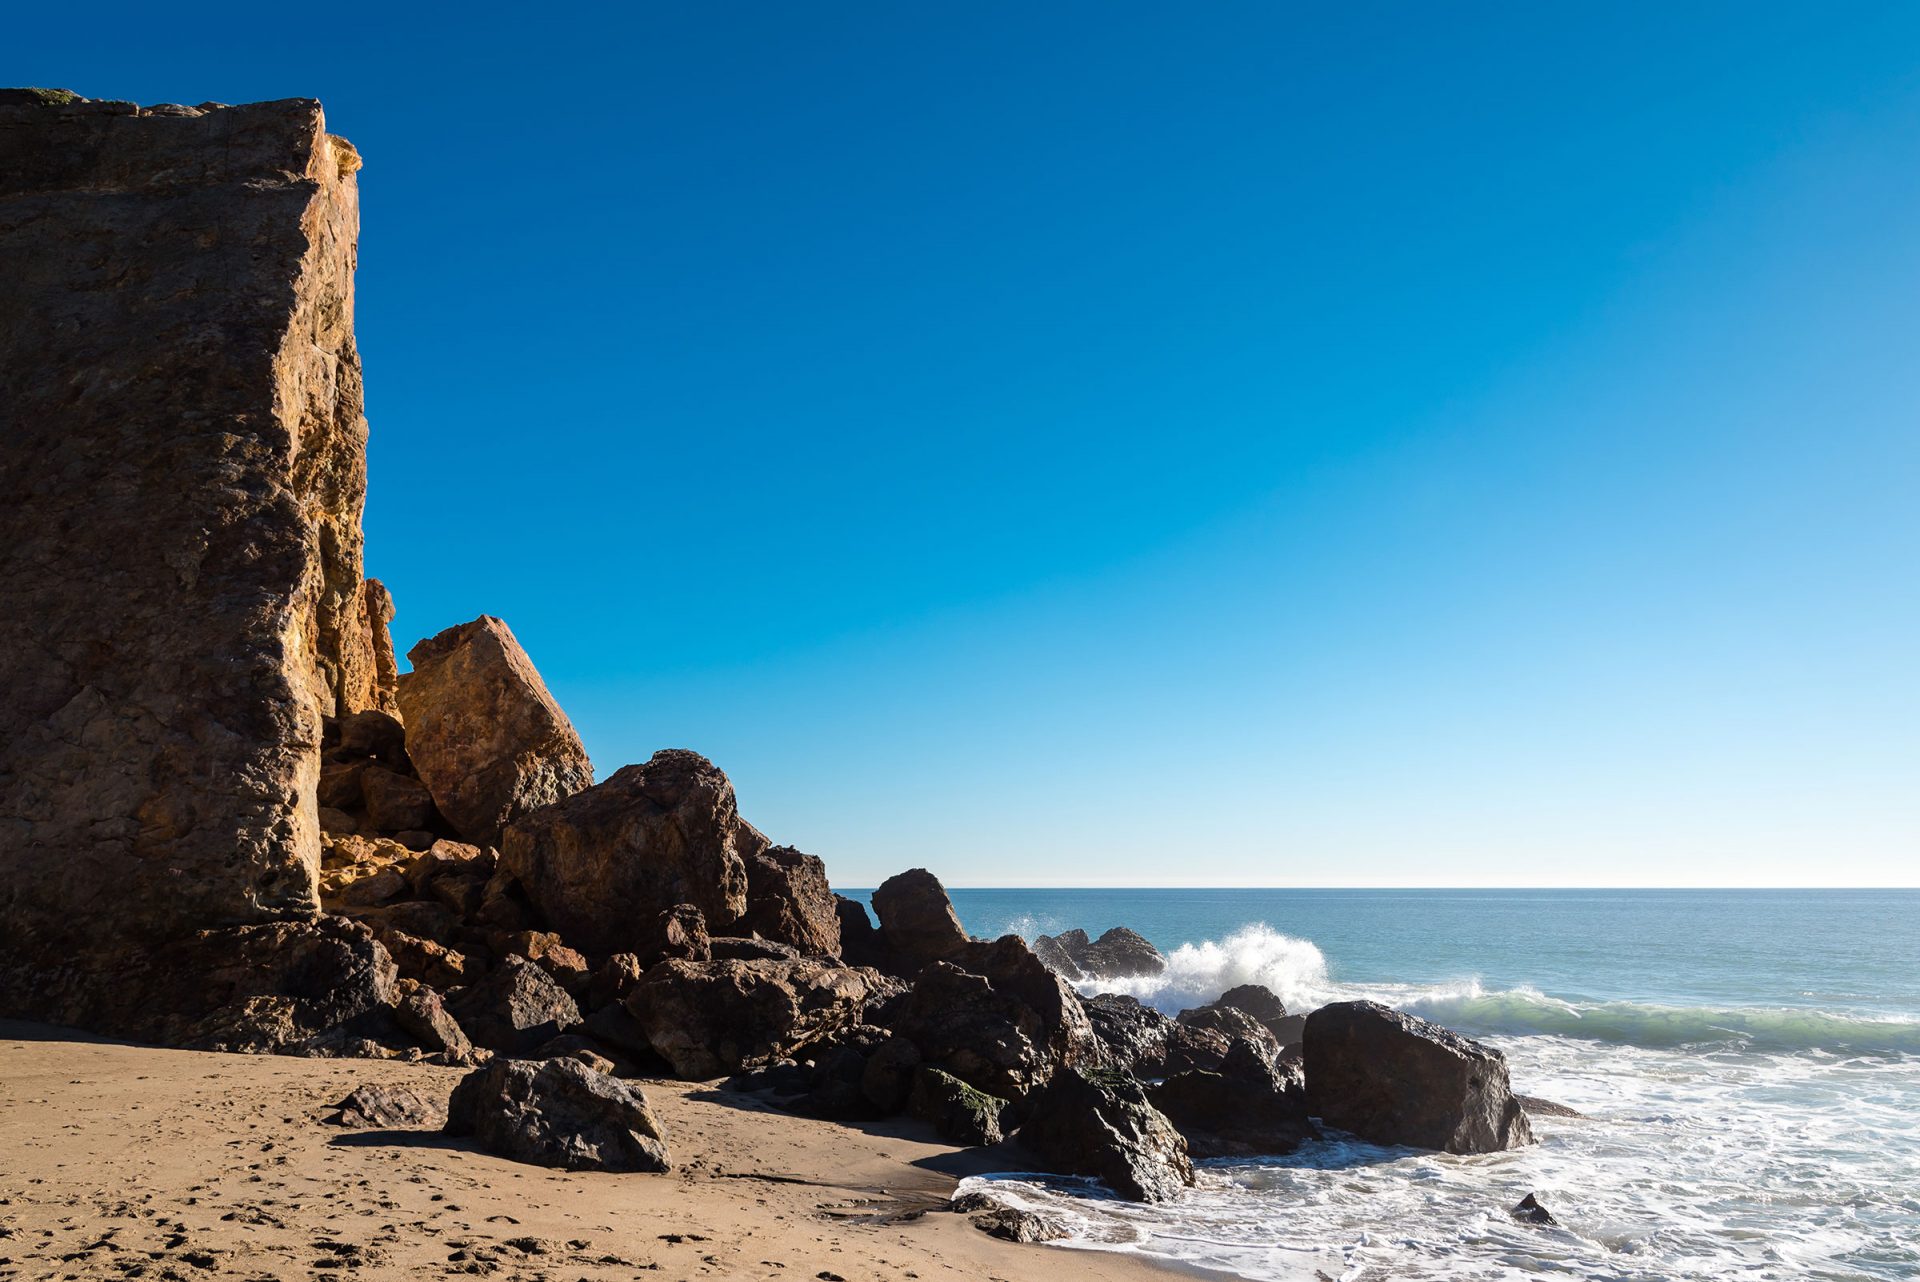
[869,869,969,969]
[0,97,388,994]
[1017,1067,1194,1203]
[627,958,880,1079]
[739,845,842,957]
[396,616,593,846]
[1303,1000,1534,1154]
[908,1066,1009,1145]
[446,955,582,1055]
[446,1057,670,1172]
[500,750,751,957]
[886,961,1056,1100]
[834,895,889,969]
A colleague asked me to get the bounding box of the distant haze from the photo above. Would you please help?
[26,3,1919,886]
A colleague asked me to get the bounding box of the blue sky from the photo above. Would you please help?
[18,5,1920,886]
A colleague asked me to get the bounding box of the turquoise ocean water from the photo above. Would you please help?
[852,888,1920,1281]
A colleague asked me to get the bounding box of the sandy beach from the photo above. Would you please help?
[0,1022,1179,1282]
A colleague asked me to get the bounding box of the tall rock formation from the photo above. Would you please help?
[0,91,393,962]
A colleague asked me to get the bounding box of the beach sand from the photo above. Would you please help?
[0,1021,1181,1281]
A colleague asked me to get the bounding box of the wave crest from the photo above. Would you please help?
[1074,923,1335,1014]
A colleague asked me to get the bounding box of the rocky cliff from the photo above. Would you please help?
[0,90,394,958]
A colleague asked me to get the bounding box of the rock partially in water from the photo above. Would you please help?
[1512,1193,1557,1225]
[1017,1067,1194,1203]
[1304,1000,1534,1154]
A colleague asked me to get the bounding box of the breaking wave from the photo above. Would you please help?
[1062,922,1920,1055]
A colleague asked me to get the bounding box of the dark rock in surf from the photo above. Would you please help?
[1081,926,1166,978]
[1512,1193,1557,1225]
[1304,1000,1534,1154]
[1016,1067,1193,1203]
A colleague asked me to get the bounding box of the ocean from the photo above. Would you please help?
[854,888,1920,1281]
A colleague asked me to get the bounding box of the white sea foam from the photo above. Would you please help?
[989,919,1920,1280]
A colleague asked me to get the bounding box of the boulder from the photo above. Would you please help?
[950,1193,1069,1243]
[739,845,842,957]
[627,958,879,1079]
[834,895,889,969]
[909,1066,1009,1145]
[499,750,751,957]
[1512,1193,1557,1226]
[327,1084,445,1129]
[397,616,593,846]
[886,961,1056,1100]
[446,956,581,1055]
[1083,993,1173,1076]
[1080,927,1166,978]
[497,930,591,994]
[446,1057,670,1172]
[1303,1000,1534,1154]
[643,904,713,966]
[859,1034,922,1114]
[954,935,1101,1070]
[393,988,476,1062]
[1017,1067,1193,1203]
[869,869,968,968]
[1176,1002,1283,1062]
[1216,983,1288,1025]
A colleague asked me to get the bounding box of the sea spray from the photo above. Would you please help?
[1071,923,1338,1014]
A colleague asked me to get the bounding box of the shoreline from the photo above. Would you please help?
[0,1021,1191,1282]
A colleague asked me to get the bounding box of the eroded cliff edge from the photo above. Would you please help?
[0,92,396,960]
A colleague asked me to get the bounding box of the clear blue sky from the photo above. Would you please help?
[18,5,1920,886]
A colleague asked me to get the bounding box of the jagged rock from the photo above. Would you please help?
[0,97,389,986]
[740,846,842,957]
[1083,993,1173,1075]
[405,839,489,893]
[1017,1067,1194,1203]
[884,953,1076,1101]
[1216,983,1287,1024]
[1029,934,1083,981]
[327,1084,445,1128]
[361,767,436,832]
[397,616,593,846]
[394,988,476,1062]
[1517,1094,1587,1120]
[1177,1003,1283,1062]
[1081,927,1165,978]
[909,1066,1009,1145]
[373,928,474,990]
[1149,1040,1317,1159]
[500,750,751,957]
[498,930,590,994]
[530,1034,624,1075]
[859,1033,922,1114]
[628,958,880,1079]
[447,956,581,1055]
[834,895,889,969]
[1512,1193,1557,1226]
[870,869,969,969]
[446,1057,670,1172]
[1303,1000,1534,1154]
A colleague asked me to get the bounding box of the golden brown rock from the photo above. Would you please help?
[0,94,393,973]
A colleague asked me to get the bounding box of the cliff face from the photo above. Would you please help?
[0,92,395,954]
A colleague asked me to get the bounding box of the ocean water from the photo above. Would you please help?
[869,888,1920,1282]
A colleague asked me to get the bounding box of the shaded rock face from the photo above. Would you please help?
[628,958,879,1079]
[446,955,581,1055]
[739,846,842,958]
[870,869,969,969]
[1304,1000,1534,1154]
[446,1057,671,1172]
[909,1065,1009,1146]
[0,95,393,969]
[1017,1067,1194,1203]
[1149,1040,1317,1160]
[398,616,593,847]
[501,749,749,957]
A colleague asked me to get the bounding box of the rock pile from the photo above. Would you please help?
[0,89,1540,1204]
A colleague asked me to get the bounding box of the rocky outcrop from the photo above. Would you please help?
[909,1066,1009,1145]
[887,961,1059,1100]
[870,869,969,968]
[1017,1067,1194,1203]
[1033,925,1165,979]
[0,93,391,980]
[739,846,842,957]
[398,617,593,847]
[446,1057,671,1172]
[627,958,881,1079]
[1150,1039,1316,1159]
[500,749,750,957]
[1303,1000,1534,1154]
